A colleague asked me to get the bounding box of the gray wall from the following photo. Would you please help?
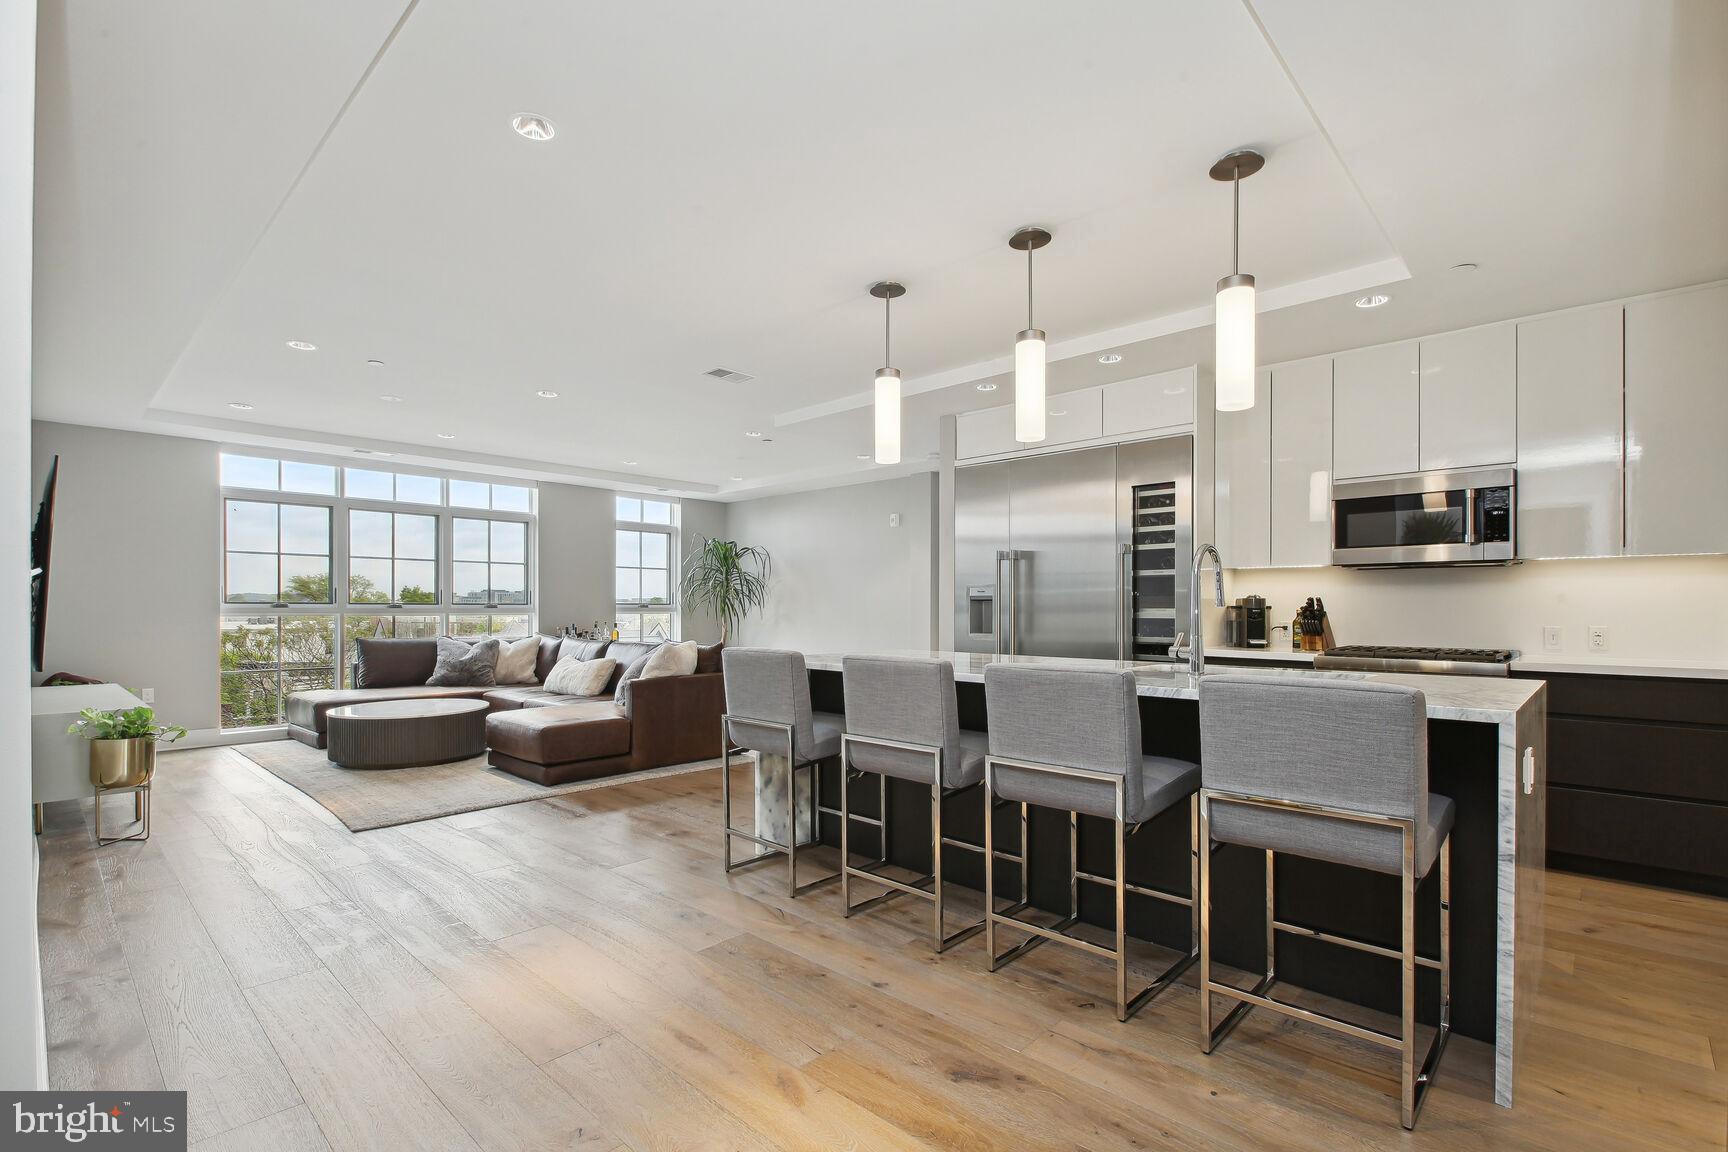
[31,422,222,732]
[534,480,616,636]
[3,0,44,1088]
[724,474,938,651]
[678,498,727,644]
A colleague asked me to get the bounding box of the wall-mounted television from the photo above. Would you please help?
[31,455,58,673]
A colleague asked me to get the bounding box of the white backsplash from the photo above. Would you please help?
[1215,553,1728,661]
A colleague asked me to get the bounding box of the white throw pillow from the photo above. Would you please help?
[640,639,699,680]
[544,656,617,697]
[495,635,541,686]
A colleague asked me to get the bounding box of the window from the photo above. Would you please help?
[615,495,678,641]
[218,452,539,729]
[450,479,535,512]
[348,510,438,604]
[453,518,529,605]
[224,500,333,604]
[219,614,337,727]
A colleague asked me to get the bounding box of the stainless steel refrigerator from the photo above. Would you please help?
[953,434,1192,662]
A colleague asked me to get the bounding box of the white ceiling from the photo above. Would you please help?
[31,1,1728,500]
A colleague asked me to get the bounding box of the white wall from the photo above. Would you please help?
[724,474,937,651]
[678,498,726,644]
[1221,554,1728,661]
[32,422,221,731]
[3,0,46,1090]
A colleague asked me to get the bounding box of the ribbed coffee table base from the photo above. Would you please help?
[325,699,489,769]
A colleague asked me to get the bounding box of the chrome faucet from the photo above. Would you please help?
[1189,543,1225,677]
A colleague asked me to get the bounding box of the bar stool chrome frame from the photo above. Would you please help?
[720,715,841,898]
[1202,670,1458,1133]
[983,756,1199,1022]
[838,731,1021,952]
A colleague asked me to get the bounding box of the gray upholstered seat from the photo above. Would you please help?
[983,663,1196,824]
[1197,675,1452,877]
[721,647,843,765]
[841,655,984,789]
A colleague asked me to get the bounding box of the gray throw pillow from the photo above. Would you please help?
[612,649,657,714]
[426,636,500,687]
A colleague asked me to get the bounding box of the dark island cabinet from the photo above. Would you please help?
[1513,670,1728,895]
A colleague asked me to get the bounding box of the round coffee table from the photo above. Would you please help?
[324,698,489,769]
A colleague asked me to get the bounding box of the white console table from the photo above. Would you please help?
[31,683,146,831]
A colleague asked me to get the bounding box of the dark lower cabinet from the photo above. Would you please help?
[1513,670,1728,896]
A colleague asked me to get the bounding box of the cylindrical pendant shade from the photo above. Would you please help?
[1215,273,1256,412]
[874,368,901,465]
[1015,329,1047,443]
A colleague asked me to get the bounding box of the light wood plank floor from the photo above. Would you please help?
[37,745,1728,1151]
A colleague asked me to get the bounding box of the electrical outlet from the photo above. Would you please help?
[140,687,156,704]
[1587,626,1609,652]
[1542,626,1564,652]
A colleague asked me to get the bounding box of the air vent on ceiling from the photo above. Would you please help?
[704,367,755,384]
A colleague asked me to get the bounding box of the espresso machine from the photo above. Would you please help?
[1237,595,1270,649]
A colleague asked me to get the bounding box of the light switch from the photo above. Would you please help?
[1542,626,1563,652]
[888,513,900,528]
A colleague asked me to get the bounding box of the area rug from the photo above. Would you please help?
[234,739,722,832]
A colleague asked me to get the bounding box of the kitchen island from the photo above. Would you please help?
[801,650,1546,1109]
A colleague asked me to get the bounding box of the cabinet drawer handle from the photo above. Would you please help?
[1522,747,1536,795]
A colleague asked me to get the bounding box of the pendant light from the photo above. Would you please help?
[869,281,906,465]
[1008,226,1052,443]
[1210,148,1265,412]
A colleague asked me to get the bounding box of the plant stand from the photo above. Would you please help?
[93,781,151,845]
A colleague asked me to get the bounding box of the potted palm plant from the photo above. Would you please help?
[681,536,772,645]
[68,704,187,789]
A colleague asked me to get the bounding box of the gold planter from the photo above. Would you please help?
[89,737,157,789]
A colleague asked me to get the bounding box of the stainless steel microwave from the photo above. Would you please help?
[1330,466,1516,568]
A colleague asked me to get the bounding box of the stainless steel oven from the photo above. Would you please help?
[1330,466,1515,567]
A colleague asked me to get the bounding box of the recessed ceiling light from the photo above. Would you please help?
[855,453,871,460]
[366,359,385,367]
[1097,352,1123,365]
[1164,385,1188,396]
[435,433,456,440]
[622,459,638,466]
[744,430,763,437]
[536,390,559,399]
[511,113,555,141]
[975,382,998,392]
[1354,294,1391,309]
[354,448,395,457]
[730,475,744,481]
[378,394,404,402]
[1451,262,1479,272]
[228,402,254,410]
[1048,409,1066,416]
[286,340,317,351]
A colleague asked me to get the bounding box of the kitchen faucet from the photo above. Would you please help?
[1189,543,1224,677]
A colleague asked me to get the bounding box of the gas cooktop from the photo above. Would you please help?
[1312,645,1518,677]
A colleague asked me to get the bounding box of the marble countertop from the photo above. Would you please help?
[803,649,1544,724]
[1180,645,1728,681]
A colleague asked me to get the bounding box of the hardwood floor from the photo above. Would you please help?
[36,745,1728,1151]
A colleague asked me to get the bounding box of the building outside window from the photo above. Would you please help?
[218,452,537,727]
[614,495,677,641]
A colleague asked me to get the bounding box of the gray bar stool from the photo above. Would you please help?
[839,655,1000,951]
[982,663,1201,1022]
[720,648,844,897]
[1196,675,1453,1130]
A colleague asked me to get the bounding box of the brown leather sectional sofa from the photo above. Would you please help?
[284,636,724,786]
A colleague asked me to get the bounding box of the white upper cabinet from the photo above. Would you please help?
[1625,284,1728,556]
[1419,324,1516,470]
[1214,369,1271,568]
[1044,385,1104,445]
[1332,342,1419,479]
[1103,367,1196,437]
[955,403,1019,460]
[1516,306,1623,558]
[1270,357,1334,567]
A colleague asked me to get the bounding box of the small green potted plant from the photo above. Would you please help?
[68,705,187,789]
